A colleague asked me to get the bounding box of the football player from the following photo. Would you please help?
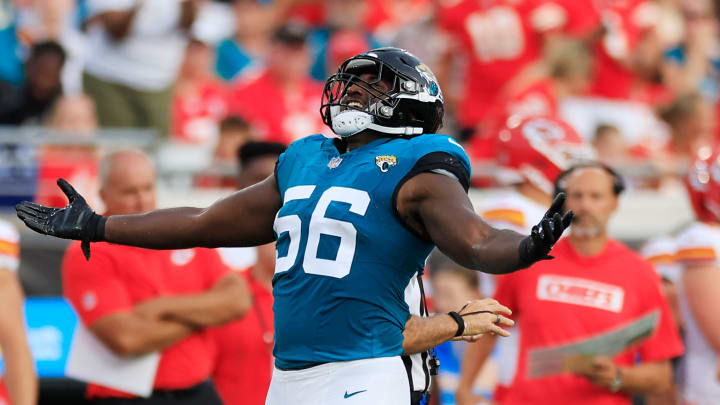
[674,145,720,404]
[16,48,571,405]
[458,116,590,404]
[0,219,36,405]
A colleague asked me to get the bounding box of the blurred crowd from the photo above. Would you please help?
[1,0,720,405]
[2,0,720,198]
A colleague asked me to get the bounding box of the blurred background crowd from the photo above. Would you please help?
[1,0,720,404]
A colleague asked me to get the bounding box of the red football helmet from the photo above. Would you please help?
[686,144,720,223]
[492,116,592,194]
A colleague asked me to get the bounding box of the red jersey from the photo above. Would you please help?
[171,79,228,144]
[494,238,683,405]
[62,242,230,398]
[0,380,7,405]
[590,0,657,100]
[439,0,568,128]
[212,271,273,405]
[227,69,327,145]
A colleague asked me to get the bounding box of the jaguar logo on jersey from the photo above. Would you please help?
[536,274,625,313]
[375,155,398,172]
[327,157,343,169]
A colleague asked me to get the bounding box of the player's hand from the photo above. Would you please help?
[573,356,620,390]
[457,298,514,337]
[15,178,105,260]
[518,192,573,266]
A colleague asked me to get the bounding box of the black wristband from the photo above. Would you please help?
[84,213,107,242]
[94,215,107,242]
[448,311,465,337]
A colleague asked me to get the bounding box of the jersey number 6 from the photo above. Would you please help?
[273,185,371,278]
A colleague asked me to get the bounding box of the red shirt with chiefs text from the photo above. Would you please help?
[494,238,683,405]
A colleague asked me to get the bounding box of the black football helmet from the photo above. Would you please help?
[320,47,444,137]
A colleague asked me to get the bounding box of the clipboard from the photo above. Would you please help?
[65,322,160,397]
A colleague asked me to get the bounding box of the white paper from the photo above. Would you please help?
[527,310,660,378]
[65,322,160,397]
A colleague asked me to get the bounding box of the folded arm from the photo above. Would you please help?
[90,311,196,357]
[134,273,251,328]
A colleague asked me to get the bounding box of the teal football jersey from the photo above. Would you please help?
[272,134,471,368]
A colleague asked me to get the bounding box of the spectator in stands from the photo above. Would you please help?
[36,94,100,208]
[0,2,23,85]
[592,124,628,166]
[227,23,327,145]
[674,144,720,404]
[590,0,663,103]
[437,0,582,139]
[195,115,256,189]
[661,0,720,101]
[215,0,271,81]
[484,39,593,134]
[307,0,382,82]
[324,29,369,75]
[46,94,98,136]
[61,149,250,404]
[212,141,286,405]
[0,41,65,125]
[13,0,86,93]
[457,162,684,405]
[171,39,228,145]
[657,92,715,182]
[0,219,37,405]
[82,0,205,137]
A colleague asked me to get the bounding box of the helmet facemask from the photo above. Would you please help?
[321,53,441,137]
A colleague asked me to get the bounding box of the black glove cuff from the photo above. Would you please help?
[85,214,107,242]
[518,237,534,268]
[448,311,465,337]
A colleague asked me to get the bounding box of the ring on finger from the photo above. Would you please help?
[494,314,501,324]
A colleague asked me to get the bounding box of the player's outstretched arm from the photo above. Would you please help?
[16,176,282,259]
[396,172,571,273]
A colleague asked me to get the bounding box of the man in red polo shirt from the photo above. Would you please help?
[456,162,683,405]
[212,141,286,405]
[62,149,251,404]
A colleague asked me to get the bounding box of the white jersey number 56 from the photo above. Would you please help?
[273,186,370,278]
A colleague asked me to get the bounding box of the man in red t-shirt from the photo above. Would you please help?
[227,23,328,146]
[457,162,683,405]
[211,141,286,405]
[62,149,251,404]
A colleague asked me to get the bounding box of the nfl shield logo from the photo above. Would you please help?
[327,157,343,169]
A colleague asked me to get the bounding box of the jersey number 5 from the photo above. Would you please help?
[273,186,370,278]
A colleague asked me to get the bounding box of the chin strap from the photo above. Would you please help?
[367,123,423,136]
[331,108,424,137]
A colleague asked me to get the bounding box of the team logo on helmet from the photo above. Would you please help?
[375,155,398,172]
[415,64,440,97]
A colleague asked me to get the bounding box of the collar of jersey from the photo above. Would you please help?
[323,136,395,156]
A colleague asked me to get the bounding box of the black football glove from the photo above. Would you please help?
[518,192,573,267]
[16,178,105,260]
